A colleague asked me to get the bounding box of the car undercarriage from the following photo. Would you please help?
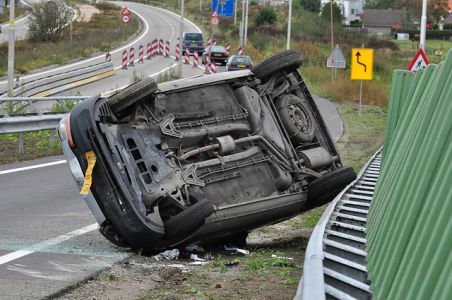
[60,50,356,251]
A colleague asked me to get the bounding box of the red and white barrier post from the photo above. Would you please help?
[204,55,211,74]
[139,45,144,63]
[122,49,128,69]
[165,41,170,57]
[185,48,190,64]
[210,61,217,74]
[175,42,180,61]
[193,51,199,68]
[129,47,135,66]
[159,39,164,55]
[238,47,243,55]
[152,39,158,56]
[147,42,152,59]
[225,43,230,57]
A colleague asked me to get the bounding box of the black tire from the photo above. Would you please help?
[275,94,316,144]
[164,198,215,241]
[251,49,303,82]
[99,220,129,248]
[108,77,158,119]
[307,167,357,209]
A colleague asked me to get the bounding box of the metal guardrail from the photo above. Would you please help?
[296,149,382,300]
[0,62,114,97]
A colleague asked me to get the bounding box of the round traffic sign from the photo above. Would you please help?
[121,14,130,24]
[211,12,220,25]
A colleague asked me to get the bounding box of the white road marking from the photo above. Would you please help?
[0,8,150,85]
[0,223,98,266]
[0,160,67,175]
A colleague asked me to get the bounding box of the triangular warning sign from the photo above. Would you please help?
[122,7,131,16]
[407,49,429,72]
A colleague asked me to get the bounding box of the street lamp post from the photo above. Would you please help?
[420,0,427,50]
[179,0,185,78]
[287,0,292,50]
[7,0,15,96]
[244,0,249,46]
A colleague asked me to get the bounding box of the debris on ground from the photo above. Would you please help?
[153,249,180,261]
[271,254,294,260]
[224,245,250,255]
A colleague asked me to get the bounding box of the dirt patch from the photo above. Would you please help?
[76,5,101,23]
[56,214,316,300]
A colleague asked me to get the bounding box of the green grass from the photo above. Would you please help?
[0,2,140,76]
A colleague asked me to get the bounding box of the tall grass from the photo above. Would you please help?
[0,3,140,76]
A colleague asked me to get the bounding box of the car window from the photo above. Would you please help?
[184,33,203,41]
[211,46,225,52]
[233,56,251,64]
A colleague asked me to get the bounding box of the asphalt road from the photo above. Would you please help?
[0,3,343,299]
[0,0,35,44]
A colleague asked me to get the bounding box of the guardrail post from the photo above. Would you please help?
[18,133,25,154]
[50,130,55,147]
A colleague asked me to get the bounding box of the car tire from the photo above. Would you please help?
[164,198,215,241]
[108,77,158,119]
[307,167,357,209]
[251,49,303,82]
[275,94,315,144]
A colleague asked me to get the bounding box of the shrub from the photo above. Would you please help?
[254,6,277,27]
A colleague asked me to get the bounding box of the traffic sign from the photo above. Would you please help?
[122,7,131,16]
[351,48,373,80]
[212,0,234,17]
[121,14,130,24]
[327,44,346,69]
[407,48,429,72]
[121,6,132,24]
[211,10,220,25]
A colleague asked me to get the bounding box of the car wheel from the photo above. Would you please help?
[108,77,158,119]
[252,49,303,82]
[275,94,315,144]
[164,198,215,241]
[99,220,129,248]
[307,167,357,209]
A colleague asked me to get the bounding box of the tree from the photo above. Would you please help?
[430,0,448,23]
[28,0,71,42]
[297,0,321,13]
[254,6,277,27]
[321,1,342,24]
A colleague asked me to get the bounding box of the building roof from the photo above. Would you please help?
[444,13,452,24]
[363,9,405,28]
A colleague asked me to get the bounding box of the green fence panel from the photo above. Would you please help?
[367,49,452,300]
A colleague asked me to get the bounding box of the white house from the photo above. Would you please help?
[321,0,364,25]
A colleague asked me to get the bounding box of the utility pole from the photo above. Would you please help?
[7,0,15,96]
[200,0,202,12]
[240,0,245,48]
[420,0,427,50]
[234,0,237,25]
[287,0,292,50]
[178,0,184,79]
[330,0,334,82]
[0,0,4,16]
[244,0,249,46]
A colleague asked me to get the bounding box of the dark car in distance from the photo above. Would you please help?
[227,55,253,71]
[58,50,356,252]
[202,45,228,66]
[182,32,204,55]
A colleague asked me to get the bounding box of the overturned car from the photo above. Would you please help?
[59,50,356,251]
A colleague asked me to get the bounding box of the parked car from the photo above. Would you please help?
[58,50,356,251]
[202,45,228,65]
[227,55,253,71]
[182,32,204,55]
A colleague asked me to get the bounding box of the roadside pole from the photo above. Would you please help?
[234,0,237,25]
[330,0,334,82]
[178,0,185,79]
[420,0,427,50]
[199,0,202,12]
[359,44,364,116]
[7,0,15,96]
[244,0,249,46]
[0,0,4,15]
[240,0,245,48]
[287,0,292,50]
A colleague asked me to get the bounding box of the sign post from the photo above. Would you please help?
[351,47,374,116]
[327,44,346,82]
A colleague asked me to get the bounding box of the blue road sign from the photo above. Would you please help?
[212,0,234,17]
